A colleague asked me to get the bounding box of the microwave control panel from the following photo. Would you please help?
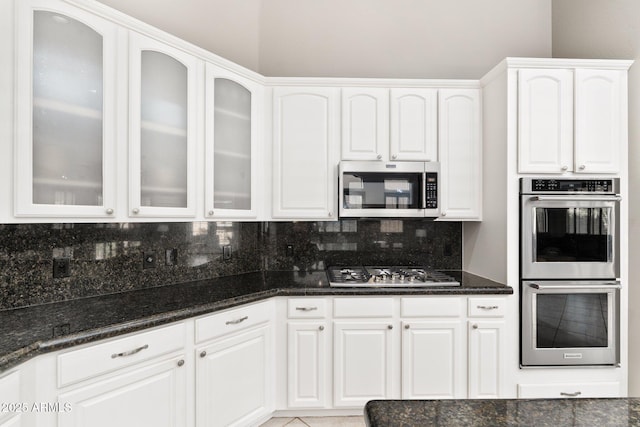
[425,173,438,208]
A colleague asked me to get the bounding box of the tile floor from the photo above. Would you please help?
[259,416,366,427]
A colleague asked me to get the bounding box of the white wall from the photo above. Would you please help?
[97,0,552,79]
[96,0,262,71]
[259,0,551,78]
[552,0,640,396]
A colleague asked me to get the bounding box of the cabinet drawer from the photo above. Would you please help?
[288,298,327,318]
[58,322,186,388]
[517,382,621,398]
[401,297,463,317]
[468,298,506,317]
[195,300,273,343]
[333,298,393,318]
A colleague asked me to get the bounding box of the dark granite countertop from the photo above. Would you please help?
[0,270,510,373]
[364,398,640,426]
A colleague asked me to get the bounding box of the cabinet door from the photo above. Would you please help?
[205,65,261,219]
[0,371,21,427]
[196,325,272,427]
[287,322,328,408]
[58,355,187,427]
[333,321,395,408]
[14,0,118,218]
[401,320,465,399]
[468,320,505,398]
[128,32,199,218]
[438,89,481,220]
[389,89,438,161]
[341,88,389,161]
[518,69,574,174]
[272,87,339,220]
[574,69,624,174]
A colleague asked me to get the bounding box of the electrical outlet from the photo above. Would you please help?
[143,252,156,269]
[165,248,178,266]
[223,245,232,261]
[53,258,71,278]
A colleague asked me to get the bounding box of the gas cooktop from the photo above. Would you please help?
[327,266,460,287]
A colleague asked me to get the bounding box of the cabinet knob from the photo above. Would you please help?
[208,210,214,216]
[106,208,114,215]
[472,324,478,329]
[328,211,333,217]
[388,325,393,330]
[404,324,410,329]
[579,165,586,170]
[319,325,325,331]
[132,208,139,214]
[177,359,185,367]
[376,154,382,160]
[561,166,568,171]
[391,154,398,160]
[441,211,447,217]
[200,350,207,358]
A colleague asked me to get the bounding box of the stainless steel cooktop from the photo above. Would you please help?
[327,266,460,287]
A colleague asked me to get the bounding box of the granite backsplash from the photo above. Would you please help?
[0,219,461,310]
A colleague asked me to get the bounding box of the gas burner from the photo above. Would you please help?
[327,266,460,287]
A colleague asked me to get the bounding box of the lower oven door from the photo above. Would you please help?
[521,280,620,367]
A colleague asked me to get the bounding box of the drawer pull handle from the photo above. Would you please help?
[477,305,499,310]
[226,316,248,325]
[111,344,149,359]
[560,391,581,397]
[296,306,318,312]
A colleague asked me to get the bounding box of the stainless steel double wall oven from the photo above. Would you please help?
[520,178,621,366]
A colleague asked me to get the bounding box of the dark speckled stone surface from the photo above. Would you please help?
[0,270,510,373]
[364,399,640,426]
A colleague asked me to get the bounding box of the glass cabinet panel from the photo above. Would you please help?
[139,50,188,208]
[213,78,252,211]
[32,10,104,206]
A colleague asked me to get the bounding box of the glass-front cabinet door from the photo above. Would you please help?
[15,0,118,218]
[205,64,260,219]
[128,32,199,218]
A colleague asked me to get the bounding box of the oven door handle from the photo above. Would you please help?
[529,282,621,290]
[530,195,621,202]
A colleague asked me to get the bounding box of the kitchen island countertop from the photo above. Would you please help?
[364,398,640,426]
[0,270,510,373]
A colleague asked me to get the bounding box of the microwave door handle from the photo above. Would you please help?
[422,173,426,209]
[530,195,622,202]
[529,282,621,290]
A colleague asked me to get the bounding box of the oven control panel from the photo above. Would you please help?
[524,178,617,194]
[425,173,438,208]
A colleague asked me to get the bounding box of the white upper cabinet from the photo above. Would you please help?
[128,32,199,218]
[341,88,389,161]
[205,64,261,219]
[14,0,118,218]
[438,89,482,220]
[518,67,625,174]
[574,69,624,174]
[341,87,437,162]
[272,87,339,220]
[390,89,438,161]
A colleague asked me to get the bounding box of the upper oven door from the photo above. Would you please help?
[521,194,620,279]
[339,161,438,218]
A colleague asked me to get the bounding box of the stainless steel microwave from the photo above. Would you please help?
[339,161,440,218]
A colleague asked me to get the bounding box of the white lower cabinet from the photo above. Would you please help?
[517,382,621,399]
[58,355,187,427]
[0,370,22,427]
[196,325,271,427]
[287,321,328,408]
[401,320,465,399]
[195,302,274,427]
[333,321,395,408]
